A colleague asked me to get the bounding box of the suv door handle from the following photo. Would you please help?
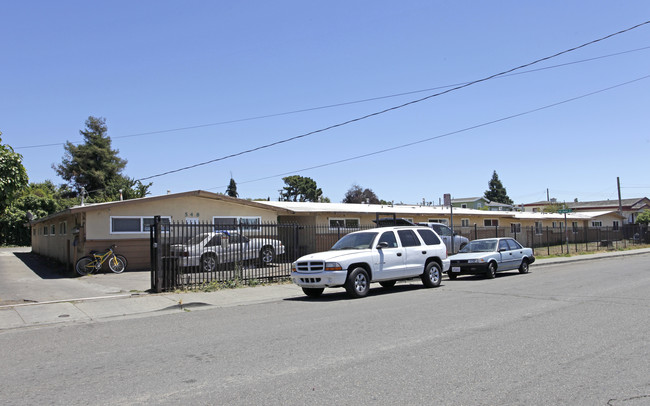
[422,251,427,254]
[397,253,402,257]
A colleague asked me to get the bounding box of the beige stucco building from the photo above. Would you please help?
[30,190,290,270]
[30,190,627,271]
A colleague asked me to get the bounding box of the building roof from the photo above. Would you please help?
[523,197,649,210]
[30,190,292,224]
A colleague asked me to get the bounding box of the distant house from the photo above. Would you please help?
[451,197,489,210]
[451,197,514,211]
[522,197,649,224]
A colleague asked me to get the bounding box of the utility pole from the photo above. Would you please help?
[617,177,623,215]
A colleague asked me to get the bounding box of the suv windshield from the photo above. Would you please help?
[331,232,378,250]
[459,239,498,253]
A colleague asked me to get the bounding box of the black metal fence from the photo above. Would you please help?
[150,217,649,292]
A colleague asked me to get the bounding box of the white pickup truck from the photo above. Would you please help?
[291,226,450,298]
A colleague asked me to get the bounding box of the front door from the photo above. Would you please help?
[374,230,405,280]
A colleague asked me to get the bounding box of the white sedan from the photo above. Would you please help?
[170,231,285,272]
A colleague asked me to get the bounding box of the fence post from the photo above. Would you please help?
[154,215,163,293]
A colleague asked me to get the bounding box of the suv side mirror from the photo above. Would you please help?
[376,242,389,249]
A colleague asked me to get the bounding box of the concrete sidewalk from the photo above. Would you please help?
[1,248,649,331]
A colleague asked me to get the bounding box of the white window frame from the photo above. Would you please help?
[510,223,521,233]
[535,221,543,235]
[110,216,171,234]
[328,217,360,230]
[213,216,262,231]
[59,222,67,235]
[50,224,56,235]
[428,218,448,225]
[572,222,579,233]
[591,221,603,228]
[461,218,470,227]
[613,221,619,231]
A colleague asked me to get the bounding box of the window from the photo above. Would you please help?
[535,221,543,235]
[213,216,262,231]
[428,218,448,225]
[484,219,499,227]
[461,204,468,208]
[397,229,421,247]
[591,221,602,228]
[510,223,521,233]
[329,218,360,230]
[50,225,56,235]
[572,222,579,233]
[378,231,398,248]
[461,218,470,227]
[498,240,509,251]
[111,216,171,233]
[552,222,559,229]
[417,229,441,245]
[43,226,49,236]
[59,222,67,235]
[506,239,522,250]
[613,221,619,231]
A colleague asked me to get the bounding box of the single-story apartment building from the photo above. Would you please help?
[522,197,650,224]
[30,190,627,271]
[30,190,292,270]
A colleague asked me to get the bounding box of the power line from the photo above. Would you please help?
[135,20,650,182]
[13,44,650,150]
[205,74,650,191]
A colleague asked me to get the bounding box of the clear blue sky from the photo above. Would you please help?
[2,1,649,205]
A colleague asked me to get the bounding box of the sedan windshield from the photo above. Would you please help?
[459,239,498,253]
[331,232,378,250]
[187,233,212,245]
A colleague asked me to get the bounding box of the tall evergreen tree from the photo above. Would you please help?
[226,177,238,198]
[483,170,513,205]
[53,116,150,201]
[281,175,322,202]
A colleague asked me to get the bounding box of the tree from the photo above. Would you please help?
[53,116,150,202]
[281,175,322,202]
[343,184,381,204]
[637,209,650,225]
[226,177,238,198]
[0,131,29,215]
[484,170,513,205]
[0,181,71,246]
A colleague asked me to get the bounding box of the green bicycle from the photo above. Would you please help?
[75,244,127,276]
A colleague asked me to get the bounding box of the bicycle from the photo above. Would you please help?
[75,244,127,276]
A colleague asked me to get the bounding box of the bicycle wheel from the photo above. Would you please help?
[108,255,126,273]
[75,256,95,276]
[116,254,128,269]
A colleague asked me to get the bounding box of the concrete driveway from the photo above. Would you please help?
[0,247,151,305]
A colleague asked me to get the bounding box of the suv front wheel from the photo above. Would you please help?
[345,267,370,298]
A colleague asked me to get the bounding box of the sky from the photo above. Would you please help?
[2,1,650,206]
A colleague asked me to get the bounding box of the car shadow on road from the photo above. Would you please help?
[13,251,73,279]
[445,271,531,282]
[284,283,437,302]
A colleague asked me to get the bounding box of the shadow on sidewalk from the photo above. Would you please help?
[13,251,74,280]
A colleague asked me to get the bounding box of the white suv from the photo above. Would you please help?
[291,226,450,298]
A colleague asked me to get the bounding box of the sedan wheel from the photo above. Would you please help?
[259,246,275,265]
[201,255,218,272]
[486,262,496,279]
[519,260,529,274]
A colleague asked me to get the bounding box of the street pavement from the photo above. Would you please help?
[1,246,649,331]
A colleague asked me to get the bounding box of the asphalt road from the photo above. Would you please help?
[1,253,649,405]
